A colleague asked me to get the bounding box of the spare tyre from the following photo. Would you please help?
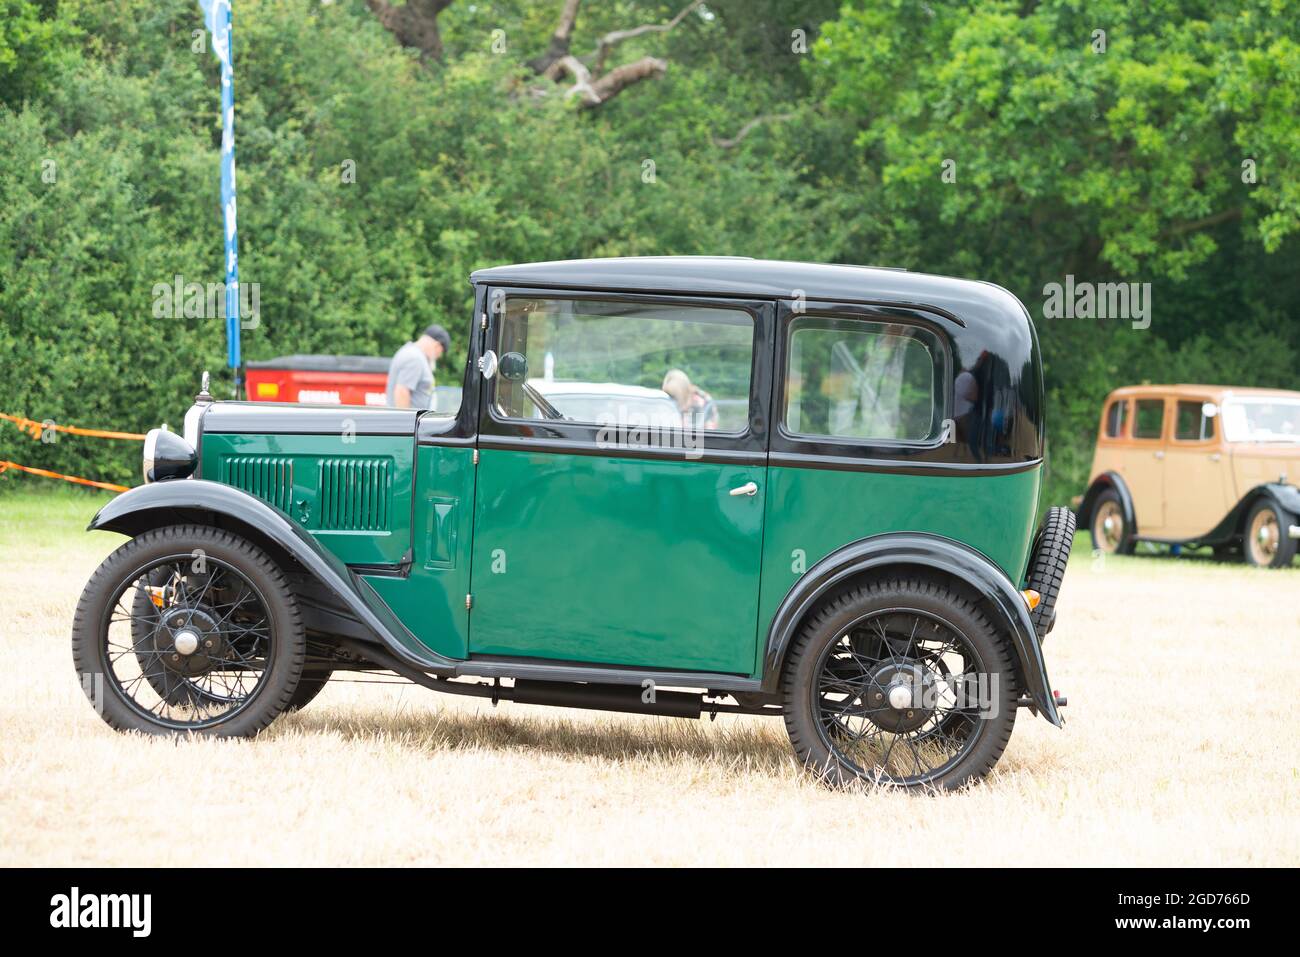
[1025,506,1076,640]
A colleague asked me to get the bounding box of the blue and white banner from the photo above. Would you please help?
[198,0,240,369]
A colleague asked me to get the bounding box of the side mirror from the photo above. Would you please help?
[1202,402,1219,418]
[499,351,529,382]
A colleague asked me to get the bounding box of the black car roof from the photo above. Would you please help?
[469,256,1028,328]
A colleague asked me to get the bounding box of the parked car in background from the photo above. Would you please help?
[73,257,1073,790]
[246,354,462,413]
[526,379,681,429]
[1079,384,1300,567]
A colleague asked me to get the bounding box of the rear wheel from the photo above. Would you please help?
[1244,499,1297,568]
[73,525,305,737]
[782,576,1018,790]
[285,670,332,712]
[1089,489,1134,555]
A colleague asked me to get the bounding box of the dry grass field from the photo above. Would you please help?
[1,487,1297,867]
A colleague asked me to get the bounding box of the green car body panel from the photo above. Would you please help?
[365,443,477,661]
[755,465,1042,676]
[468,447,765,674]
[199,432,415,567]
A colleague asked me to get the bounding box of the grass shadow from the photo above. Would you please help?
[279,702,797,773]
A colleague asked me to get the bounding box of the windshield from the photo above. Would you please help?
[1221,398,1300,443]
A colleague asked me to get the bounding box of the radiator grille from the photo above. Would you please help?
[317,458,392,531]
[219,456,294,512]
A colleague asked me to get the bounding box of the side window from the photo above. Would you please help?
[1105,400,1129,438]
[1133,399,1165,439]
[1175,400,1215,441]
[494,297,753,432]
[785,316,943,442]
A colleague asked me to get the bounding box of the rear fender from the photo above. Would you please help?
[762,532,1062,726]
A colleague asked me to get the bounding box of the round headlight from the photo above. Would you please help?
[143,429,197,483]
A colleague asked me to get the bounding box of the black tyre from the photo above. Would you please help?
[73,524,305,737]
[1025,506,1075,639]
[1088,488,1134,555]
[1243,498,1298,568]
[284,670,332,712]
[782,576,1019,790]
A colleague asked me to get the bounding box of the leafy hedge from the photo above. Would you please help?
[2,0,1297,502]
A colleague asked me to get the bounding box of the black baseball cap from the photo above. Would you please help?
[423,324,451,352]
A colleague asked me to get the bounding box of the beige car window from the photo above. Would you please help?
[1174,401,1214,441]
[1105,400,1128,438]
[1134,399,1164,439]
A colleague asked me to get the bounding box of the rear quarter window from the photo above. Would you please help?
[784,316,943,442]
[1105,399,1129,438]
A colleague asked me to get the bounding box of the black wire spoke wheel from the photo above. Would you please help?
[783,579,1018,790]
[74,525,305,737]
[813,610,987,783]
[107,555,273,728]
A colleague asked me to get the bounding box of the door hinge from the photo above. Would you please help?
[465,593,473,611]
[473,448,479,465]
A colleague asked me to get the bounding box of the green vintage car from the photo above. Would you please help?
[73,257,1073,789]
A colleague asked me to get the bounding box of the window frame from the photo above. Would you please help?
[1173,398,1216,444]
[780,312,948,448]
[477,287,773,461]
[771,301,954,465]
[1103,399,1130,441]
[1131,397,1168,442]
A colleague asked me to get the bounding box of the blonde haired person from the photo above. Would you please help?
[662,369,719,431]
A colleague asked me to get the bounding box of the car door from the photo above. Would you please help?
[467,289,772,675]
[1122,396,1168,533]
[1163,398,1232,538]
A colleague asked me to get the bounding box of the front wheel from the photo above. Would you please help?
[781,577,1019,790]
[1244,499,1298,568]
[72,524,306,737]
[1089,489,1134,555]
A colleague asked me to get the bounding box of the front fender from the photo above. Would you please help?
[1079,471,1136,533]
[89,481,458,675]
[1259,482,1300,517]
[762,532,1062,726]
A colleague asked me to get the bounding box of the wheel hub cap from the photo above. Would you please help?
[887,683,913,709]
[151,607,225,677]
[866,662,934,733]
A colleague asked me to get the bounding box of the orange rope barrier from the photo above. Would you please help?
[0,460,130,493]
[0,412,146,441]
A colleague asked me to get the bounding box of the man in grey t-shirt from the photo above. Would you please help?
[386,324,450,408]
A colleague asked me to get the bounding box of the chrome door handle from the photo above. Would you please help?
[1154,451,1165,459]
[1210,453,1222,461]
[729,481,758,497]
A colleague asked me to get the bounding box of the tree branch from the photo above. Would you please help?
[589,0,702,74]
[528,0,583,74]
[366,0,456,61]
[1160,207,1243,238]
[714,113,796,149]
[549,55,601,105]
[588,57,667,105]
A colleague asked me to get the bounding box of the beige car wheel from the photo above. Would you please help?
[1245,500,1298,568]
[1089,491,1133,555]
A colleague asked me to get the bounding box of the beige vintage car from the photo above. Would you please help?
[1079,385,1300,567]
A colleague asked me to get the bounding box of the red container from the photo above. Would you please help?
[245,355,390,406]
